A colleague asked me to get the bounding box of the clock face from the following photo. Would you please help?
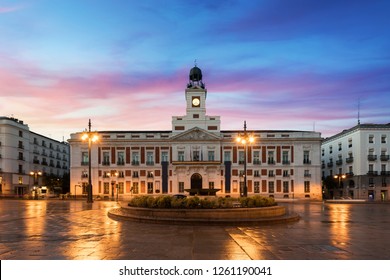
[192,97,200,107]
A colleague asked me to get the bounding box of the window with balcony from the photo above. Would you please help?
[132,152,139,165]
[146,152,154,165]
[117,152,125,165]
[282,151,289,164]
[161,151,169,162]
[382,135,387,144]
[224,151,231,162]
[338,143,342,151]
[253,151,260,164]
[192,150,200,161]
[268,151,275,164]
[369,135,374,144]
[303,151,311,164]
[348,138,352,148]
[239,151,245,164]
[102,152,110,165]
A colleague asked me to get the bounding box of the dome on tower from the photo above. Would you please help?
[189,66,202,82]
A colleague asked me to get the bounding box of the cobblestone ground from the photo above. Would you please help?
[0,199,389,260]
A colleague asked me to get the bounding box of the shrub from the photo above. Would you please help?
[128,195,277,209]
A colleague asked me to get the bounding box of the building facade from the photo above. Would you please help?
[0,117,70,197]
[69,66,322,200]
[321,123,390,201]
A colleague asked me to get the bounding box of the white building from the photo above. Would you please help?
[0,117,70,197]
[321,123,390,201]
[69,66,322,200]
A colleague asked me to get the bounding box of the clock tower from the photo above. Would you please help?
[172,65,220,134]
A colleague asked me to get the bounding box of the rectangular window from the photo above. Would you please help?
[178,182,185,193]
[147,182,154,194]
[253,151,260,164]
[209,182,215,189]
[161,151,169,162]
[239,151,245,164]
[283,181,289,193]
[132,152,139,165]
[268,181,275,193]
[118,182,124,194]
[268,151,275,164]
[282,151,289,164]
[193,150,200,161]
[117,152,125,165]
[146,152,154,165]
[104,182,110,194]
[382,135,387,144]
[303,151,311,164]
[132,182,139,194]
[369,135,374,143]
[254,182,260,193]
[208,151,215,161]
[304,181,310,193]
[178,151,185,161]
[103,152,110,165]
[224,151,231,162]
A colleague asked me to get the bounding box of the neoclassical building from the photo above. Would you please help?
[69,66,322,200]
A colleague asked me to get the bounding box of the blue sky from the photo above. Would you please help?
[0,0,389,141]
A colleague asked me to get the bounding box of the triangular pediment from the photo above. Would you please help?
[171,127,221,141]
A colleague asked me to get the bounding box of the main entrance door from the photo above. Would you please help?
[191,173,202,191]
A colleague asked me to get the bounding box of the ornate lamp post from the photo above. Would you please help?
[236,121,255,197]
[334,174,346,199]
[29,171,42,199]
[81,119,99,203]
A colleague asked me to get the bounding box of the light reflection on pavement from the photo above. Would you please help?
[1,199,390,260]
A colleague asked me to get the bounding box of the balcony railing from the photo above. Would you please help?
[303,159,311,164]
[367,171,378,176]
[367,155,377,161]
[336,159,343,166]
[381,171,390,176]
[346,157,354,163]
[380,155,390,161]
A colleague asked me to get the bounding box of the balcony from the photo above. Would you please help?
[367,155,377,161]
[117,160,125,166]
[336,159,343,166]
[381,171,390,176]
[282,160,290,165]
[132,160,140,166]
[102,161,110,166]
[303,159,311,164]
[380,155,390,161]
[146,161,155,166]
[346,157,354,163]
[81,161,89,166]
[327,162,333,167]
[367,171,378,176]
[253,159,261,165]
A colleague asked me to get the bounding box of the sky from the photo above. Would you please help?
[1,0,389,141]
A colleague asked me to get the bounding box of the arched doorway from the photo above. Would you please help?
[191,173,202,191]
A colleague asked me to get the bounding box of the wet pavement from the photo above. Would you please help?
[0,199,390,260]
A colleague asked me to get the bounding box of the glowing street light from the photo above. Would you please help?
[82,119,99,203]
[29,171,42,200]
[236,121,255,197]
[334,174,346,199]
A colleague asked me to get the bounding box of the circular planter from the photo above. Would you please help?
[108,205,300,225]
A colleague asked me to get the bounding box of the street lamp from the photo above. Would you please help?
[81,119,99,203]
[108,171,118,201]
[29,171,42,200]
[236,121,255,197]
[334,174,346,199]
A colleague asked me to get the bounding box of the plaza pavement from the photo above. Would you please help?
[0,199,390,260]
